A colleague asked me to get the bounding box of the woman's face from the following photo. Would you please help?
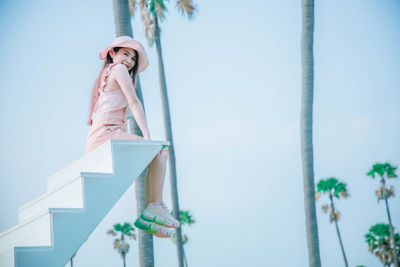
[110,47,136,71]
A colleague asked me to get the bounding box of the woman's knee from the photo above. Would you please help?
[155,148,168,162]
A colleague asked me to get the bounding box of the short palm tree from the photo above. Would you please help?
[107,222,137,267]
[315,177,349,267]
[170,210,195,266]
[367,162,399,267]
[365,223,400,267]
[171,210,195,243]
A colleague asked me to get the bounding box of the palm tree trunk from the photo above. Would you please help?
[135,168,155,267]
[123,253,126,267]
[113,1,155,267]
[113,0,133,37]
[384,197,399,267]
[183,248,188,267]
[300,0,321,266]
[154,15,185,267]
[330,197,348,267]
[333,220,348,267]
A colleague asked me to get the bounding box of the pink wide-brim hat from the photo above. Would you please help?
[99,36,149,73]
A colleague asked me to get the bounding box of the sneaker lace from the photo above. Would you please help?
[160,201,170,213]
[161,201,174,217]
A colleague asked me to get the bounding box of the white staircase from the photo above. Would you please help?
[0,140,168,267]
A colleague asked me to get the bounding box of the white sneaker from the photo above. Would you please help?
[142,202,181,228]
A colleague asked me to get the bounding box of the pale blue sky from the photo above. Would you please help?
[1,0,400,266]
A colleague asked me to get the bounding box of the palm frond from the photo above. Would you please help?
[139,0,146,9]
[140,7,155,46]
[316,177,349,199]
[114,239,121,249]
[154,0,168,22]
[127,232,137,240]
[171,210,195,225]
[118,242,130,254]
[335,211,340,221]
[128,0,137,16]
[329,210,336,223]
[321,204,328,213]
[367,162,398,179]
[176,0,195,19]
[339,191,349,198]
[121,222,135,234]
[389,185,395,197]
[107,229,117,236]
[114,223,122,231]
[182,234,188,244]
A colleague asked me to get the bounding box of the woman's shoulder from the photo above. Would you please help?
[108,63,132,88]
[108,63,129,78]
[109,63,128,73]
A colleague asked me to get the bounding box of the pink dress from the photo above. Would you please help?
[85,63,143,154]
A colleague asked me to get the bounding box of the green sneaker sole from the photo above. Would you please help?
[139,213,166,226]
[134,218,160,235]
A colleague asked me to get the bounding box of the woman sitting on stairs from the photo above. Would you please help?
[85,36,180,238]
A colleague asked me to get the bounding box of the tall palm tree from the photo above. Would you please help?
[365,223,400,267]
[315,177,349,267]
[367,162,399,267]
[113,1,155,266]
[129,1,196,266]
[300,0,321,266]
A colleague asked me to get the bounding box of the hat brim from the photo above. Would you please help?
[99,39,149,73]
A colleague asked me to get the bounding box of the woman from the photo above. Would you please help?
[85,36,180,238]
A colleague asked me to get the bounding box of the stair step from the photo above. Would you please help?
[46,140,113,191]
[18,176,84,223]
[0,210,52,255]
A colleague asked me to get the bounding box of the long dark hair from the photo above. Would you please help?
[106,47,139,86]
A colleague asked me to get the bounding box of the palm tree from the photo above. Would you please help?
[128,1,196,266]
[107,222,137,267]
[113,1,155,266]
[367,162,399,267]
[171,210,195,267]
[315,177,349,267]
[300,0,321,266]
[365,223,400,267]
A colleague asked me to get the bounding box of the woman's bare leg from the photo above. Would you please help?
[145,148,168,206]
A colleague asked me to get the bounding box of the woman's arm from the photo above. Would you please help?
[111,64,151,140]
